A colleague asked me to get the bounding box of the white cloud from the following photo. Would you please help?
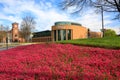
[0,0,70,25]
[74,9,120,34]
[79,13,102,32]
[0,0,119,34]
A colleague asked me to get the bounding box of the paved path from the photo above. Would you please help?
[0,43,38,51]
[0,47,7,51]
[0,43,23,51]
[0,46,16,51]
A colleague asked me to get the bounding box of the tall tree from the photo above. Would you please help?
[62,0,120,19]
[104,29,116,37]
[20,16,36,42]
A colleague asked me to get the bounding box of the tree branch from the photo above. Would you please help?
[114,0,120,12]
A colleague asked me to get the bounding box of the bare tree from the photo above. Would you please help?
[0,25,8,42]
[61,0,120,19]
[20,16,36,42]
[0,25,4,42]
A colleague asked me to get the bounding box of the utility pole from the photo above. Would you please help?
[96,5,104,37]
[101,6,104,37]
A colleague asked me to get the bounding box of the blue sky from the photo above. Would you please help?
[0,0,120,34]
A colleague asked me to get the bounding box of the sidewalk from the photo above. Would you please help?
[0,45,18,51]
[0,47,7,51]
[0,43,21,51]
[0,42,38,51]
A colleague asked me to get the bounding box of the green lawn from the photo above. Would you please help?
[57,36,120,49]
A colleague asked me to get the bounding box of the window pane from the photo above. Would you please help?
[68,30,71,40]
[61,30,66,40]
[54,30,56,41]
[58,30,61,41]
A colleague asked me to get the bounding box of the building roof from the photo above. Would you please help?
[12,22,18,25]
[33,30,51,38]
[55,21,82,26]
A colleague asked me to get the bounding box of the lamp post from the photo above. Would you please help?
[6,36,8,49]
[6,26,9,50]
[96,6,104,37]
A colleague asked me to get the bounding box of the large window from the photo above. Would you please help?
[61,30,66,40]
[54,30,56,41]
[58,30,61,41]
[67,30,71,40]
[58,30,66,41]
[54,29,71,41]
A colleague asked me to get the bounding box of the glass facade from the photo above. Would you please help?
[67,30,71,40]
[61,30,66,40]
[54,30,56,41]
[58,30,61,41]
[54,30,71,41]
[55,21,82,26]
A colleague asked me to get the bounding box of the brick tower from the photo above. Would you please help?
[12,22,19,42]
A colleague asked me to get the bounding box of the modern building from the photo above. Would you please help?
[32,21,102,42]
[51,21,88,41]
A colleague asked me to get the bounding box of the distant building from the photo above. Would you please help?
[0,22,25,43]
[32,30,51,42]
[89,32,102,38]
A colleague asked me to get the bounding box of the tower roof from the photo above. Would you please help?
[12,22,18,25]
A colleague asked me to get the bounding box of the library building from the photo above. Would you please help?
[32,21,102,42]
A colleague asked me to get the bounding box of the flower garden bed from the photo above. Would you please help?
[0,44,120,80]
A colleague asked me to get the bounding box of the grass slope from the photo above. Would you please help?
[57,36,120,49]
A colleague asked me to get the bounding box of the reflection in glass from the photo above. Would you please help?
[58,30,61,41]
[54,29,71,41]
[68,30,71,40]
[54,30,56,41]
[61,30,66,40]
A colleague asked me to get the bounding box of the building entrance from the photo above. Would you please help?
[54,29,71,41]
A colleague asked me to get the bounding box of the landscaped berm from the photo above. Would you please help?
[0,43,120,80]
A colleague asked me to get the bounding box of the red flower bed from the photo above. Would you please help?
[0,44,120,80]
